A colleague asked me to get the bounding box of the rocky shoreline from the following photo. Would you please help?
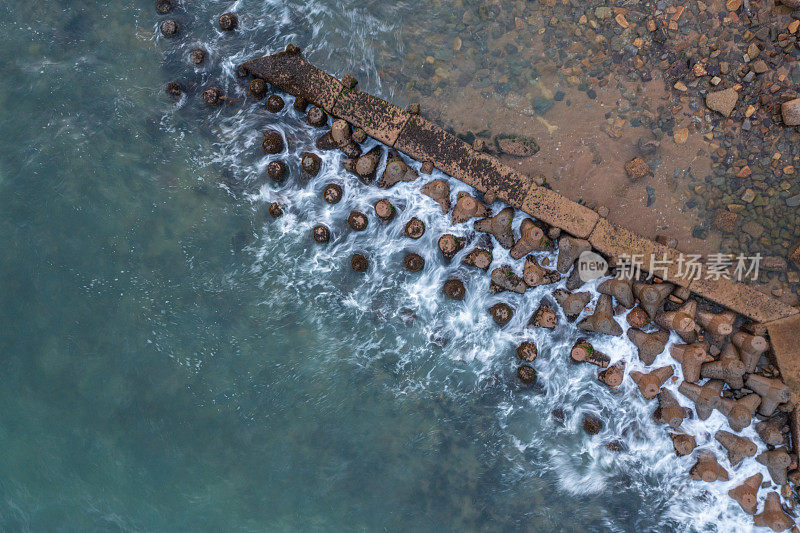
[154,0,800,526]
[236,45,800,529]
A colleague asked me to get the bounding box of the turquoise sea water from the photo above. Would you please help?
[0,1,778,531]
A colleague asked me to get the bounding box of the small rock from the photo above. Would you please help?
[673,127,689,144]
[706,88,738,117]
[625,157,651,180]
[713,209,738,233]
[790,244,800,269]
[495,134,539,157]
[781,98,800,126]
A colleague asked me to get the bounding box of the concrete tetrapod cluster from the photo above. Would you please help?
[181,43,800,529]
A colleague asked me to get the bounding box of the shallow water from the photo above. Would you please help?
[0,1,788,531]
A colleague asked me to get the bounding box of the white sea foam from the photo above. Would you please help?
[176,5,794,530]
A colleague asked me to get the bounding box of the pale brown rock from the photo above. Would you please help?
[626,306,651,329]
[755,414,788,447]
[556,236,592,273]
[474,207,515,249]
[491,265,527,294]
[379,152,418,188]
[578,294,623,336]
[570,340,610,368]
[732,331,769,373]
[757,448,793,486]
[633,282,674,318]
[627,328,670,365]
[528,302,558,329]
[713,209,738,233]
[654,388,688,428]
[700,343,746,389]
[437,234,464,260]
[781,97,800,126]
[706,87,738,117]
[523,256,560,287]
[510,219,551,259]
[625,157,651,180]
[462,248,492,271]
[746,375,791,416]
[670,342,713,383]
[678,380,724,420]
[597,279,635,308]
[452,192,490,224]
[553,289,591,318]
[598,361,625,389]
[670,433,697,456]
[717,394,761,431]
[715,430,757,466]
[630,366,674,400]
[655,300,697,343]
[728,473,762,515]
[689,450,729,482]
[753,492,794,531]
[696,309,736,336]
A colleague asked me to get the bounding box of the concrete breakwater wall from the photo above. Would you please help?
[235,44,800,529]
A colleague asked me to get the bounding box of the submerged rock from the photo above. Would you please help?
[268,160,287,183]
[715,430,757,467]
[189,48,206,64]
[350,254,368,272]
[516,341,538,362]
[495,134,539,156]
[403,252,425,272]
[322,183,343,204]
[582,413,604,435]
[218,12,238,31]
[266,94,285,112]
[160,19,179,37]
[517,365,537,384]
[489,302,514,325]
[312,224,330,243]
[443,278,466,300]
